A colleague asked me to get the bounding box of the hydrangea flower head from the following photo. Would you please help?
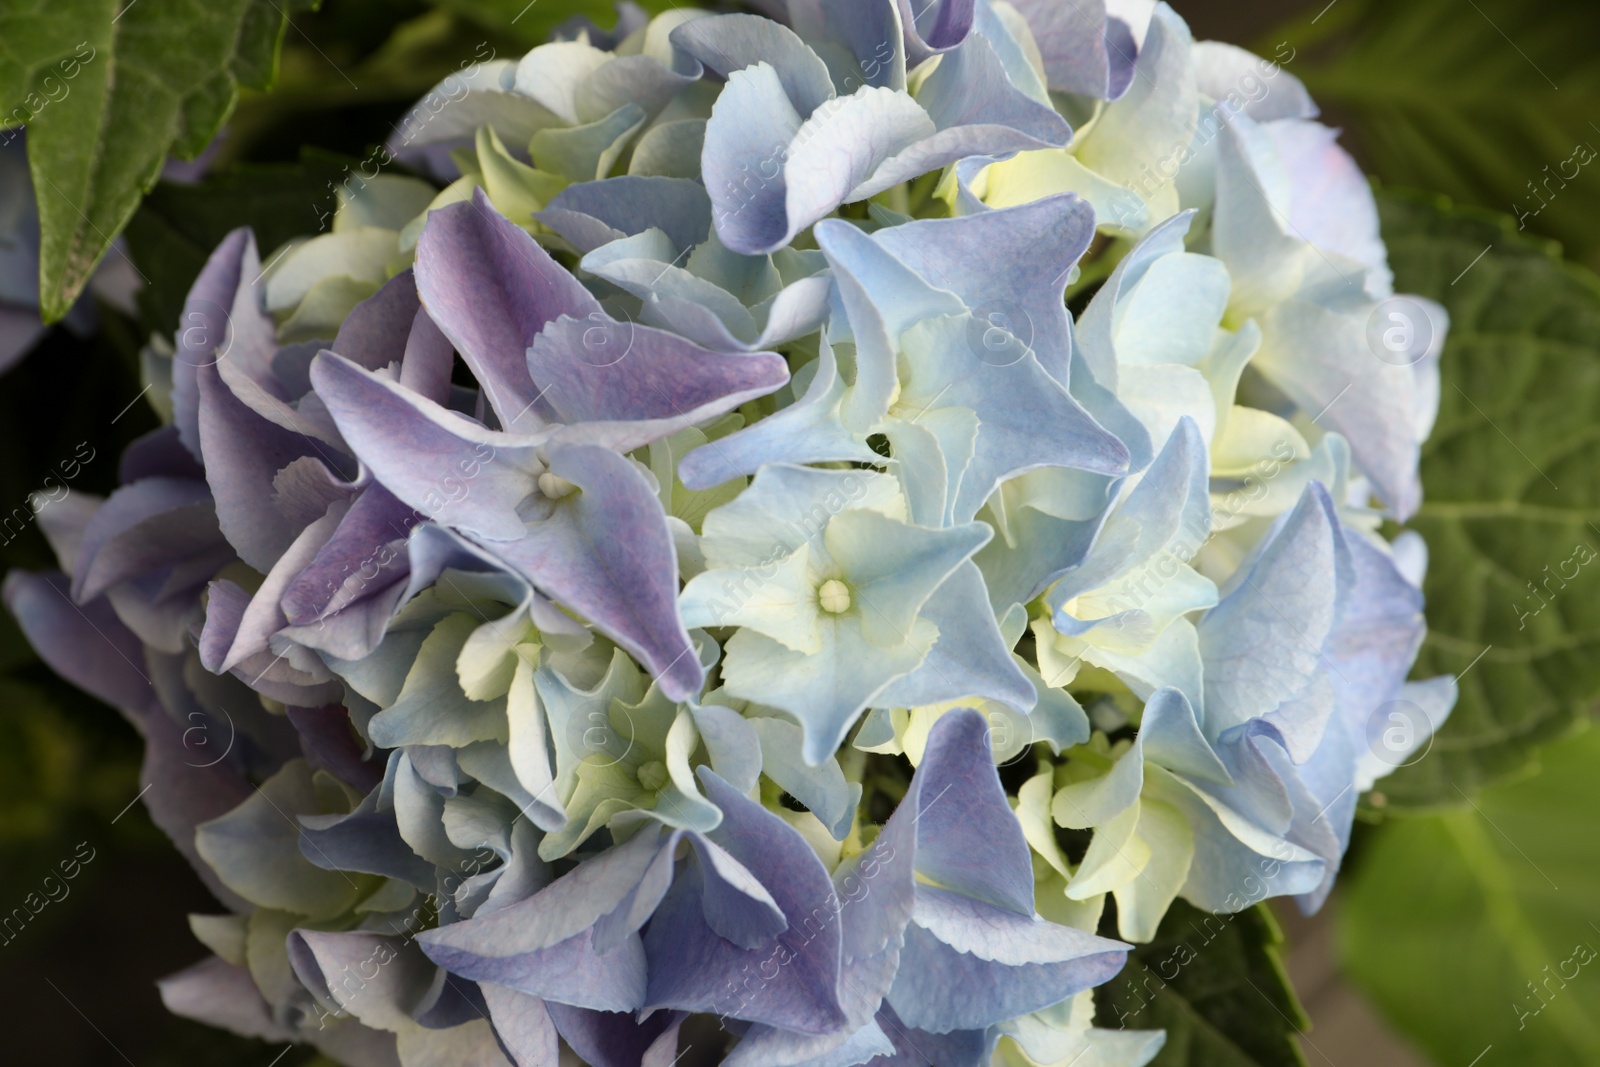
[5,2,1457,1065]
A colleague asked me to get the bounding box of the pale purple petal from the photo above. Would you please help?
[546,1003,684,1067]
[415,188,600,430]
[3,569,150,713]
[310,352,544,543]
[119,424,206,484]
[527,314,788,438]
[281,484,417,627]
[498,442,703,701]
[908,708,1035,915]
[198,360,349,571]
[421,925,648,1013]
[672,14,836,114]
[70,477,226,602]
[894,0,976,64]
[173,229,254,460]
[643,770,847,1033]
[157,956,296,1042]
[331,270,426,372]
[483,984,559,1067]
[887,886,1127,1032]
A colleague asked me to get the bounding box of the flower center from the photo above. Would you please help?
[538,473,577,499]
[636,760,669,792]
[817,579,852,614]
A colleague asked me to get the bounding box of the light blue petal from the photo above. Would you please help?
[1198,483,1351,740]
[825,510,989,645]
[721,620,926,767]
[750,715,861,839]
[1192,41,1316,122]
[1144,765,1324,912]
[1139,687,1231,786]
[887,886,1128,1033]
[672,14,837,115]
[1052,734,1144,831]
[973,472,1112,614]
[539,176,712,255]
[702,63,807,254]
[873,561,1035,713]
[914,29,1066,146]
[1075,210,1194,390]
[678,339,881,488]
[871,194,1093,384]
[813,218,965,431]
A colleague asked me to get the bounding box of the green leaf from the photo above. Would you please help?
[1342,725,1600,1065]
[424,0,679,48]
[1376,191,1600,805]
[0,0,318,322]
[1284,0,1600,271]
[1094,900,1308,1066]
[121,153,348,336]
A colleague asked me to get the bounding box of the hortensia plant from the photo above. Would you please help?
[4,0,1457,1064]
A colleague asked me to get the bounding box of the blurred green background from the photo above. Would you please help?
[3,0,1599,1063]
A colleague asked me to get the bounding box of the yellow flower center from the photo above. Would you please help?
[818,579,852,614]
[637,760,669,792]
[538,473,577,499]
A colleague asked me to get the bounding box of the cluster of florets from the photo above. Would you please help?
[6,1,1455,1065]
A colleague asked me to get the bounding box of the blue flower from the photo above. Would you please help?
[680,199,1133,527]
[3,1,1460,1061]
[684,3,1068,254]
[681,464,1030,764]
